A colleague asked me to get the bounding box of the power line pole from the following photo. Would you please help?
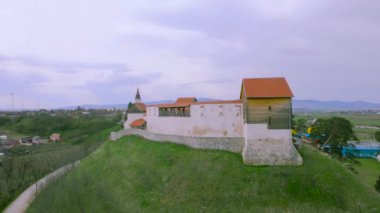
[11,92,14,112]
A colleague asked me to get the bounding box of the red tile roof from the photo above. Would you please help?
[176,97,197,103]
[241,77,294,98]
[135,103,146,112]
[148,99,242,108]
[152,103,192,108]
[192,100,243,105]
[130,118,146,128]
[147,97,197,108]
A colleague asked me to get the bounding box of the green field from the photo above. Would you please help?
[28,135,380,212]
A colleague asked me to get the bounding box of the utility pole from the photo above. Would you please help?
[11,92,14,112]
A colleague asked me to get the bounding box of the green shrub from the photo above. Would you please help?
[375,131,380,142]
[376,175,380,193]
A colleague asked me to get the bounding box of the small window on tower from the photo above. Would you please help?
[200,106,205,117]
[236,106,241,116]
[268,106,272,111]
[218,105,224,117]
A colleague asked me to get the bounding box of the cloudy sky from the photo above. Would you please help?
[0,0,379,109]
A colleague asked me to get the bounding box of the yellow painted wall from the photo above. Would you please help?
[245,98,291,129]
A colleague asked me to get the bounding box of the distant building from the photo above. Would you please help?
[50,133,61,142]
[122,78,303,166]
[82,111,91,116]
[20,137,33,145]
[32,136,41,144]
[3,140,20,149]
[0,135,7,141]
[124,88,147,129]
[340,142,380,158]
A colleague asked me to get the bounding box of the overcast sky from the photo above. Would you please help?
[1,0,379,109]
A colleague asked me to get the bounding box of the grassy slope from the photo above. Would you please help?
[353,158,380,189]
[29,136,380,213]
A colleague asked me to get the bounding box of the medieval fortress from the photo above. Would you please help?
[111,78,303,166]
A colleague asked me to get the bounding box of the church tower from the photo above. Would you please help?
[135,87,142,103]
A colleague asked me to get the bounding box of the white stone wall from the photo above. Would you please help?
[110,129,244,153]
[123,113,145,129]
[245,124,291,140]
[145,103,244,138]
[242,124,303,166]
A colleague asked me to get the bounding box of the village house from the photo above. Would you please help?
[0,135,8,141]
[19,137,33,145]
[2,140,20,149]
[50,133,61,142]
[119,78,303,166]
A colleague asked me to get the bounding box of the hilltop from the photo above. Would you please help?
[28,135,380,212]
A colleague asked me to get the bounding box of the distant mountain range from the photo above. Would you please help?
[60,99,380,112]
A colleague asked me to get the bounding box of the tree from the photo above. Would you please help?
[376,175,380,193]
[310,117,357,155]
[295,118,307,134]
[375,131,380,142]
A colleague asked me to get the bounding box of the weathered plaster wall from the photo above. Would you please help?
[242,124,303,166]
[123,113,145,129]
[145,103,244,137]
[110,129,244,153]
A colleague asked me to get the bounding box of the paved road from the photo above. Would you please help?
[4,161,80,213]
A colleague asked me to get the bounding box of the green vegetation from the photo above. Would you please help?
[28,136,380,212]
[376,176,380,193]
[310,117,357,155]
[375,131,380,142]
[0,113,121,210]
[1,113,118,141]
[348,158,380,189]
[294,118,307,134]
[295,112,380,141]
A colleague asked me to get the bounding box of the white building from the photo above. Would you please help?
[122,78,303,166]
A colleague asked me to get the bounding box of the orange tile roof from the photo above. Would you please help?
[241,77,294,98]
[176,97,197,103]
[135,103,146,112]
[147,99,242,108]
[147,97,197,108]
[130,118,146,127]
[192,100,243,105]
[152,103,192,108]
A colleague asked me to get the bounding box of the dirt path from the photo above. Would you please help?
[4,161,80,213]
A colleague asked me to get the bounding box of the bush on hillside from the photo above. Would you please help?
[376,175,380,193]
[375,131,380,142]
[0,116,11,126]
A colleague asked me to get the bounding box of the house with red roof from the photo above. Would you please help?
[122,78,302,166]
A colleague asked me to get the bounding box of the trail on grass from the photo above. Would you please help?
[4,161,80,213]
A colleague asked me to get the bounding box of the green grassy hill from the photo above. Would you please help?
[28,136,380,212]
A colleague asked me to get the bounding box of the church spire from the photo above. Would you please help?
[135,87,141,103]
